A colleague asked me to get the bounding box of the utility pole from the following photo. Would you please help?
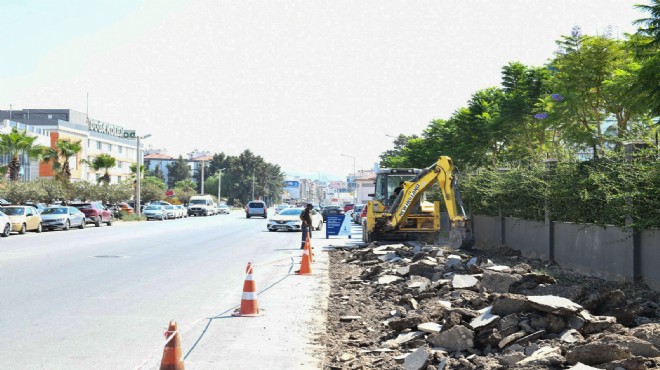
[200,160,205,195]
[251,169,255,200]
[134,134,151,218]
[217,168,226,202]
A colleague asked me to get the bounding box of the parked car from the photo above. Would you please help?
[118,202,134,215]
[245,200,268,218]
[217,204,231,214]
[175,205,188,218]
[143,205,166,221]
[0,210,12,237]
[352,204,364,223]
[71,202,113,227]
[343,203,355,212]
[163,205,178,219]
[1,206,42,234]
[275,204,290,214]
[357,204,368,225]
[40,206,86,231]
[321,205,344,222]
[24,202,47,214]
[267,207,323,232]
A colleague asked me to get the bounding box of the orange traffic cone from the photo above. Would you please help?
[160,320,185,370]
[305,233,314,263]
[232,262,261,316]
[296,245,313,275]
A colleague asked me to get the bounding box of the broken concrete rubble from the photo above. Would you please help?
[324,242,660,370]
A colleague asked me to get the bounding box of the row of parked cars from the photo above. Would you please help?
[0,202,114,236]
[142,202,231,221]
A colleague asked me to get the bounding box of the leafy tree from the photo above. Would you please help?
[33,178,66,204]
[174,179,197,204]
[86,154,116,185]
[105,182,134,205]
[631,1,660,116]
[70,181,100,202]
[42,139,83,182]
[0,128,46,181]
[140,176,166,203]
[548,29,643,154]
[149,165,165,181]
[129,163,145,179]
[6,181,45,204]
[166,156,191,188]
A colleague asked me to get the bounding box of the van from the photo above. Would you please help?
[188,195,216,216]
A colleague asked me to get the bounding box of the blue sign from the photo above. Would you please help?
[325,214,352,239]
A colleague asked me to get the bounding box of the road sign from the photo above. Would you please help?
[325,214,352,239]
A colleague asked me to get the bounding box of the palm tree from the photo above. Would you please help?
[0,128,46,181]
[87,154,116,185]
[635,0,660,51]
[42,139,83,182]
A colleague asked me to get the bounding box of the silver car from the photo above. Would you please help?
[143,205,166,221]
[40,206,86,231]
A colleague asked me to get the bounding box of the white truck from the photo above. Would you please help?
[188,195,217,216]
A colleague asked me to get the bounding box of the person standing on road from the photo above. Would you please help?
[300,203,313,249]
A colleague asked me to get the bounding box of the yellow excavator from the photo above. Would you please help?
[362,156,474,249]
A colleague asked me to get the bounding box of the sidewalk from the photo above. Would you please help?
[152,230,363,370]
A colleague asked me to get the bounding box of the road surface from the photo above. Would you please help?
[0,209,357,369]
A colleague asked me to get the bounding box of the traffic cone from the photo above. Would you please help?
[305,233,314,263]
[296,246,313,275]
[232,262,261,316]
[160,320,185,370]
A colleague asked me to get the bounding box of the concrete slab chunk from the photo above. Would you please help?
[378,275,403,285]
[452,274,479,289]
[528,295,583,316]
[404,347,429,370]
[418,322,443,333]
[469,306,500,329]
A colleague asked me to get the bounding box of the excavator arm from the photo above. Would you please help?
[386,156,474,249]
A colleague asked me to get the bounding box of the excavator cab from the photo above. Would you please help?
[372,168,421,208]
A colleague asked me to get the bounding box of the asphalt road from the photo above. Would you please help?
[0,209,338,369]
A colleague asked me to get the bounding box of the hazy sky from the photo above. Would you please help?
[0,0,645,180]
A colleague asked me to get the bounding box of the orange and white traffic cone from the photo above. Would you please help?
[160,320,185,370]
[232,262,261,316]
[304,233,314,263]
[296,245,313,275]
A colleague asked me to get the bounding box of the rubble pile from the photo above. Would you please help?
[323,243,660,370]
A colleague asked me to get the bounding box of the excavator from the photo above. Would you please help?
[362,156,474,249]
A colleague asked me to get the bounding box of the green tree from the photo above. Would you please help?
[86,154,116,185]
[632,0,660,116]
[548,29,643,154]
[174,179,197,204]
[33,178,66,205]
[140,176,167,203]
[166,156,191,188]
[42,139,83,182]
[0,128,46,181]
[6,181,45,204]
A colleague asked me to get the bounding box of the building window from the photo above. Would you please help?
[88,139,91,148]
[118,176,122,182]
[96,141,101,150]
[107,143,112,152]
[118,146,123,154]
[117,161,122,169]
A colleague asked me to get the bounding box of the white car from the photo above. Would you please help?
[267,207,323,232]
[175,205,187,218]
[217,204,231,214]
[0,210,12,237]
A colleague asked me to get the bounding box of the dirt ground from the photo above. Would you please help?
[320,242,660,370]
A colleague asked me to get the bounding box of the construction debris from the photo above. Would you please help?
[324,243,660,369]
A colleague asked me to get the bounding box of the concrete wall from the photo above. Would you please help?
[641,229,660,292]
[505,217,549,261]
[474,215,501,246]
[554,223,633,282]
[472,215,660,292]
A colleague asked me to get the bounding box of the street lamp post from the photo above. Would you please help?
[217,168,226,203]
[135,134,152,218]
[340,154,356,203]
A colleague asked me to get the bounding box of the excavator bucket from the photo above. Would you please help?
[448,219,474,250]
